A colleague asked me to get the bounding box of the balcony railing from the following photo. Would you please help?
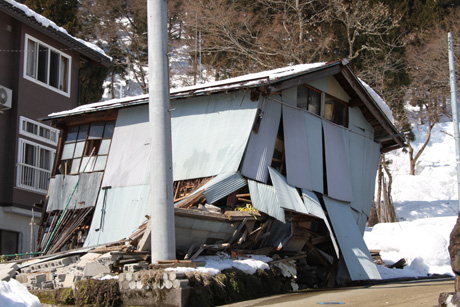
[16,163,51,194]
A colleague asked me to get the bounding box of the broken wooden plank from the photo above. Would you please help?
[224,210,262,221]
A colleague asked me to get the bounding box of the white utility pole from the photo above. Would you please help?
[147,0,176,262]
[448,32,460,212]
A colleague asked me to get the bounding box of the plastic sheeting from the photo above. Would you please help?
[283,106,312,190]
[241,97,281,183]
[46,173,103,212]
[322,120,353,202]
[248,179,285,223]
[323,196,381,281]
[171,91,258,181]
[84,185,151,247]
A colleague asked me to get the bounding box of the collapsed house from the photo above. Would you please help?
[35,60,404,286]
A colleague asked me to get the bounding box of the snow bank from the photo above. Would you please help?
[0,279,41,307]
[165,253,271,276]
[364,120,459,279]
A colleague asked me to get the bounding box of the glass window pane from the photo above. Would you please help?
[74,141,85,158]
[26,122,37,134]
[70,158,81,174]
[61,143,75,160]
[93,156,107,171]
[26,39,37,78]
[51,131,57,142]
[39,148,51,170]
[324,99,334,121]
[308,90,321,115]
[334,102,345,126]
[103,121,115,139]
[60,57,69,92]
[37,44,48,83]
[98,139,111,155]
[49,50,59,88]
[77,125,88,141]
[88,122,104,139]
[24,143,36,166]
[80,156,96,172]
[297,86,308,109]
[66,126,79,142]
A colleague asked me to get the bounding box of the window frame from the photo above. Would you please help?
[23,34,72,97]
[19,116,60,146]
[297,84,349,127]
[59,121,115,175]
[16,138,55,194]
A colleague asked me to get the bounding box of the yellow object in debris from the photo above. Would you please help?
[235,204,258,219]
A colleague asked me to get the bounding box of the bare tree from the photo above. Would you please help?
[323,0,401,61]
[405,25,451,175]
[183,0,331,78]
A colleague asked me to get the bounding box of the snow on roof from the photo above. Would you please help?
[360,79,394,123]
[45,62,394,126]
[46,63,328,118]
[4,0,109,59]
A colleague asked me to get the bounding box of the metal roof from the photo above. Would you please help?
[42,60,404,151]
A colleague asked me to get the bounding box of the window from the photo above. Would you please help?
[19,116,59,146]
[297,84,348,127]
[60,121,115,174]
[0,230,19,256]
[24,35,71,96]
[297,85,321,116]
[324,95,347,126]
[17,139,55,194]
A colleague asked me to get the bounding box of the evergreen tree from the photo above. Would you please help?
[21,0,80,35]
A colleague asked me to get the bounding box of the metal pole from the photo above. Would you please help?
[199,31,202,82]
[147,0,176,263]
[448,32,460,212]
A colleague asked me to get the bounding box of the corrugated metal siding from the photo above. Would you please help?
[174,172,246,206]
[304,112,323,193]
[248,180,285,223]
[241,97,281,183]
[202,172,247,204]
[348,131,380,231]
[322,120,353,202]
[323,196,381,281]
[171,90,258,181]
[47,173,103,212]
[268,166,308,214]
[301,189,339,256]
[283,105,312,190]
[84,184,151,247]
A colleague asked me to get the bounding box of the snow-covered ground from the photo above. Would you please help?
[364,120,459,279]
